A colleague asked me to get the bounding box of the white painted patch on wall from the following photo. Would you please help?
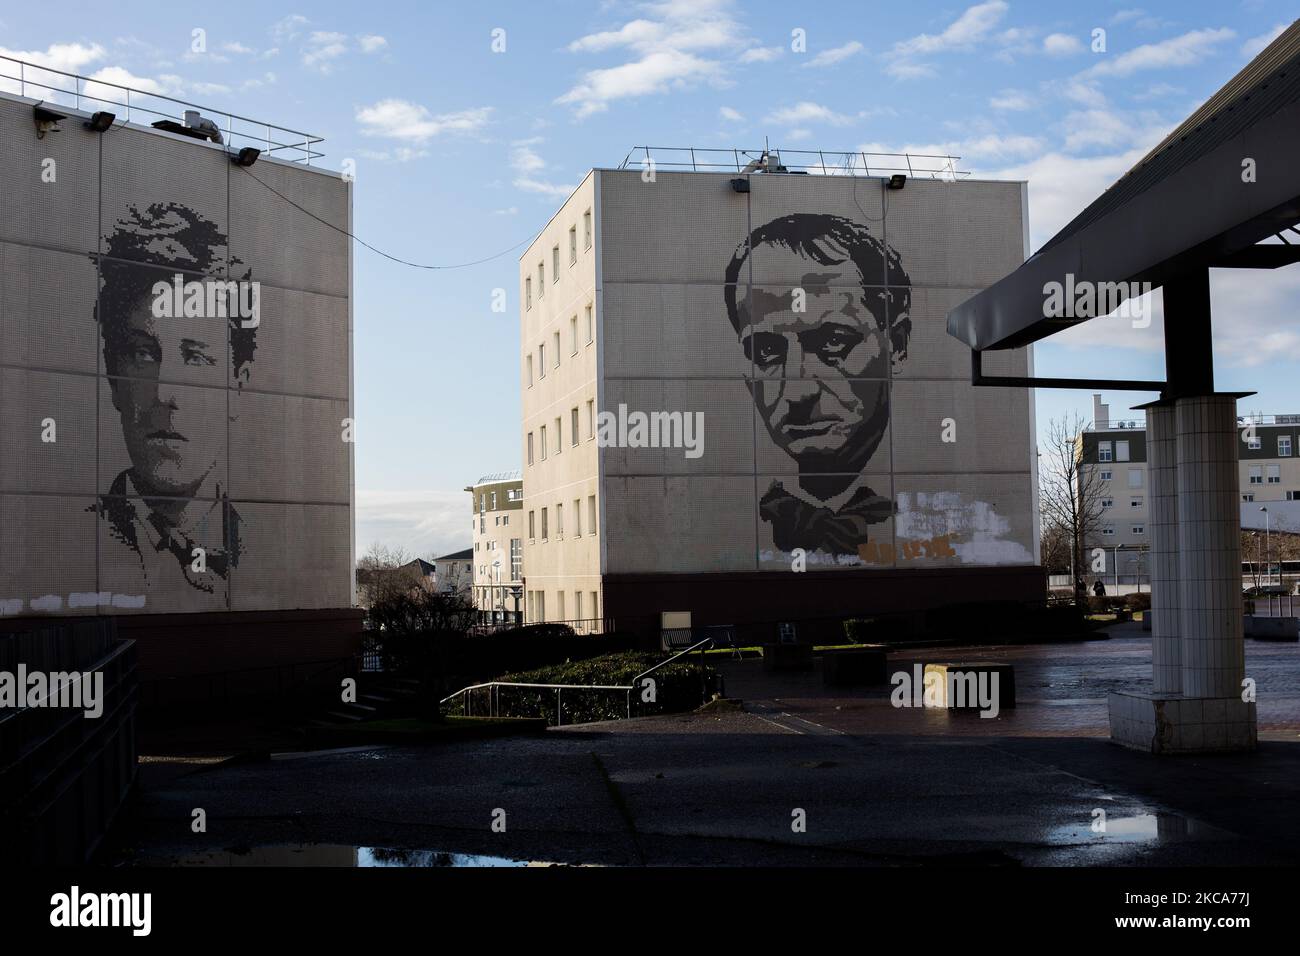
[894,492,1033,565]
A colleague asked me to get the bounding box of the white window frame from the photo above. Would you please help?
[1098,441,1113,463]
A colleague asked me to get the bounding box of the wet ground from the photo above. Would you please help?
[120,626,1300,867]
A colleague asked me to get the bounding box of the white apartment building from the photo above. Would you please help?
[466,472,524,621]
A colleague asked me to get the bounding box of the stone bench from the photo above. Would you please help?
[822,646,888,686]
[1244,616,1299,641]
[762,643,814,671]
[922,662,1015,711]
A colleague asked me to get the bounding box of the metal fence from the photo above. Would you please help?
[618,145,968,179]
[0,54,324,164]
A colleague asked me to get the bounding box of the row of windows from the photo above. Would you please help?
[527,400,596,465]
[524,208,593,310]
[1248,464,1285,484]
[1245,435,1293,455]
[1101,497,1144,509]
[527,496,597,542]
[1243,491,1300,501]
[1101,526,1145,536]
[526,305,595,387]
[477,488,523,512]
[527,588,597,623]
[1096,440,1132,463]
[1098,468,1143,489]
[473,539,522,581]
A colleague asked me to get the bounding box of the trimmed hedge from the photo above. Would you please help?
[453,651,719,725]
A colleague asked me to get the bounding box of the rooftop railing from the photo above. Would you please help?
[0,54,324,164]
[617,145,968,179]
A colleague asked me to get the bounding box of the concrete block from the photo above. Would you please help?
[1243,616,1298,641]
[1108,692,1256,754]
[822,647,888,686]
[762,642,814,671]
[922,662,1015,710]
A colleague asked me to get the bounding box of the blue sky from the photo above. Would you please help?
[3,0,1296,557]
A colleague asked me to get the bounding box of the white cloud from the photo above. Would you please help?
[1210,266,1300,368]
[557,49,722,118]
[1061,108,1149,152]
[1241,24,1288,59]
[271,15,309,44]
[302,30,349,70]
[222,41,257,55]
[356,489,470,560]
[805,41,863,68]
[509,141,574,200]
[356,99,492,141]
[765,101,858,126]
[885,0,1008,78]
[558,0,749,117]
[358,35,388,54]
[719,105,744,121]
[1043,33,1083,56]
[0,41,105,96]
[990,89,1033,111]
[359,146,428,163]
[492,206,519,216]
[1083,27,1235,79]
[739,46,782,63]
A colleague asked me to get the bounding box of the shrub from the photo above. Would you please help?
[843,617,910,644]
[1124,592,1151,611]
[456,651,718,725]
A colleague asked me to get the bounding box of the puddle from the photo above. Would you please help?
[155,844,558,867]
[1048,812,1232,845]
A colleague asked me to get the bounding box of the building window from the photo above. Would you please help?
[571,407,579,446]
[574,498,582,536]
[537,591,545,622]
[1116,440,1130,462]
[1242,494,1255,502]
[1100,469,1112,481]
[540,425,547,460]
[557,591,566,621]
[552,245,559,283]
[554,417,562,454]
[1098,441,1113,463]
[1102,526,1115,536]
[541,508,548,540]
[587,399,595,439]
[1246,433,1261,450]
[1279,436,1293,457]
[591,591,598,618]
[525,277,532,310]
[1131,525,1145,535]
[1249,465,1263,485]
[585,304,594,343]
[570,315,578,354]
[526,354,533,387]
[588,495,596,534]
[527,432,534,465]
[537,263,544,297]
[510,538,522,580]
[528,511,535,539]
[583,208,592,249]
[1287,491,1300,501]
[491,492,497,509]
[1267,464,1281,484]
[556,503,564,537]
[575,591,584,619]
[508,488,522,501]
[1130,497,1142,508]
[1101,498,1113,509]
[539,343,546,378]
[569,226,577,265]
[552,331,560,367]
[1127,470,1142,489]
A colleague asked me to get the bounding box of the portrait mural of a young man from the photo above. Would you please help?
[92,201,257,606]
[723,212,910,560]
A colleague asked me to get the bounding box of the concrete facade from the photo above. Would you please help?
[520,167,1042,638]
[467,472,523,620]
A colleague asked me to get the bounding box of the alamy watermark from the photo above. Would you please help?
[0,665,104,718]
[595,403,704,459]
[151,274,260,328]
[890,664,1002,718]
[1042,274,1152,327]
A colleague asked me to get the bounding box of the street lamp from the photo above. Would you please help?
[1260,506,1271,586]
[492,560,502,622]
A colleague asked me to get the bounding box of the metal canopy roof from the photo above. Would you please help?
[947,19,1300,353]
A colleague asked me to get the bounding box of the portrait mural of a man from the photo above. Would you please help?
[91,202,258,602]
[723,213,911,558]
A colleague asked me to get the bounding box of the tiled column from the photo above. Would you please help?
[1147,403,1181,695]
[1175,395,1244,698]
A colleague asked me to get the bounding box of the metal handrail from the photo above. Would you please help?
[632,636,714,684]
[0,54,324,164]
[618,145,967,179]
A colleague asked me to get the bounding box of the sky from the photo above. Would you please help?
[2,0,1296,558]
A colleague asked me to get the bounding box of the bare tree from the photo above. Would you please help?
[1039,413,1107,601]
[356,542,420,608]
